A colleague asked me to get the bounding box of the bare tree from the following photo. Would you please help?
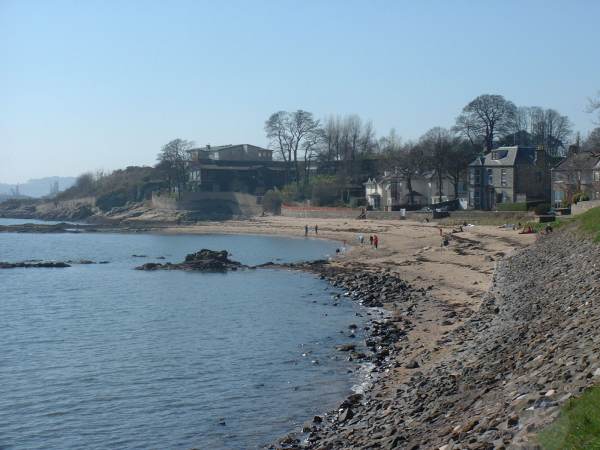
[446,139,479,199]
[587,91,600,124]
[420,127,454,201]
[393,142,427,206]
[503,106,572,156]
[265,111,293,178]
[157,138,194,198]
[455,94,517,151]
[265,110,321,185]
[582,127,600,151]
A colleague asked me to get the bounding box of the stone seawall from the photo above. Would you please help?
[571,199,600,216]
[274,228,600,449]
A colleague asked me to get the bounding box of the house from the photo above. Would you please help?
[365,170,466,211]
[187,144,273,162]
[467,146,550,210]
[551,146,600,206]
[186,144,286,194]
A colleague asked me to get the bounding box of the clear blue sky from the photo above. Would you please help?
[1,0,599,183]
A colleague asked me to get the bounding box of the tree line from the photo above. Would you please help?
[264,94,584,199]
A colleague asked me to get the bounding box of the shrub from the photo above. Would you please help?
[496,202,528,212]
[534,203,551,215]
[280,183,303,203]
[96,191,128,211]
[310,175,342,206]
[262,190,283,214]
[572,192,590,203]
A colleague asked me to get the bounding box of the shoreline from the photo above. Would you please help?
[2,214,546,448]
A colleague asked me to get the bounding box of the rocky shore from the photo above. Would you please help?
[271,228,600,449]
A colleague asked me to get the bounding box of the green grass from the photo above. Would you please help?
[496,202,528,212]
[538,386,600,449]
[578,206,600,243]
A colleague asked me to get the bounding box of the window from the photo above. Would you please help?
[501,169,507,187]
[594,171,600,182]
[487,168,493,185]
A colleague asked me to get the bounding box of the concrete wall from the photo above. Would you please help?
[571,200,600,216]
[151,192,262,217]
[281,205,362,219]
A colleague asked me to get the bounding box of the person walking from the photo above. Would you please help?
[314,224,318,235]
[304,225,308,237]
[373,235,379,249]
[369,235,374,246]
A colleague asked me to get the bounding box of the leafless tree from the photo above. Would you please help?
[455,94,517,151]
[420,127,454,201]
[587,91,600,123]
[446,139,479,199]
[265,110,321,185]
[582,127,600,152]
[504,106,572,156]
[157,138,194,198]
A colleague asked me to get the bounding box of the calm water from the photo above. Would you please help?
[0,224,365,449]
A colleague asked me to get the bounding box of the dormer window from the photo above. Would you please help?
[492,150,507,160]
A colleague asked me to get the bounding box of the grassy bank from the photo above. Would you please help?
[578,206,600,242]
[538,386,600,449]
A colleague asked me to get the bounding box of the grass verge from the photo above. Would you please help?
[538,386,600,449]
[577,206,600,243]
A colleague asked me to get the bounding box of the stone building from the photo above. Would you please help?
[551,147,600,206]
[365,170,466,211]
[467,146,550,210]
[186,144,286,194]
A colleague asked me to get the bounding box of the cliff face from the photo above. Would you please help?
[294,229,600,449]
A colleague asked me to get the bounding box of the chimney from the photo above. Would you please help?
[536,145,546,165]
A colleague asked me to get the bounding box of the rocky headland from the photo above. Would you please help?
[271,228,600,449]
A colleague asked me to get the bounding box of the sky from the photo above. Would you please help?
[1,0,599,183]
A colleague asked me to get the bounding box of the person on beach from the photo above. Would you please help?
[373,235,379,249]
[315,224,318,235]
[369,235,373,246]
[358,234,364,244]
[304,225,308,237]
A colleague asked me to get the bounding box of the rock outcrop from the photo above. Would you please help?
[135,249,243,272]
[0,261,70,269]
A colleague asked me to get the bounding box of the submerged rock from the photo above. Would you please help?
[0,261,70,269]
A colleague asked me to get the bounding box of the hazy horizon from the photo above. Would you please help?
[2,0,599,184]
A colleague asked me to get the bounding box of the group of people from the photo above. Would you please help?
[357,234,379,249]
[304,224,318,236]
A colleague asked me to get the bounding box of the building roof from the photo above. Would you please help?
[469,146,538,167]
[187,144,272,153]
[552,151,600,172]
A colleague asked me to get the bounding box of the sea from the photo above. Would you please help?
[0,218,367,450]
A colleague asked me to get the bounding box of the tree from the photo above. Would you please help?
[420,127,454,201]
[455,94,517,151]
[446,139,479,199]
[501,106,572,156]
[588,91,600,124]
[265,110,321,185]
[157,139,194,199]
[582,127,600,151]
[396,143,427,205]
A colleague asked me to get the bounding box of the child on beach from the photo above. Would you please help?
[373,235,379,249]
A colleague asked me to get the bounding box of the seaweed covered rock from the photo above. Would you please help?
[135,249,243,272]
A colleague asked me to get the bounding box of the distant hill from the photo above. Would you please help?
[0,176,76,198]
